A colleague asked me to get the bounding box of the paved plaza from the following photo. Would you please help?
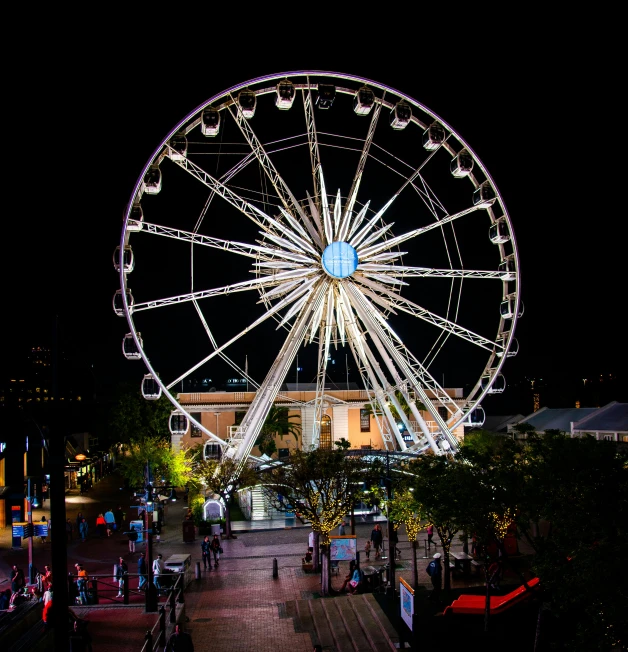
[0,471,533,651]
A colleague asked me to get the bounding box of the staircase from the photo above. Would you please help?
[251,485,268,519]
[286,593,400,651]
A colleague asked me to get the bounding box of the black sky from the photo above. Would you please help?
[5,33,624,412]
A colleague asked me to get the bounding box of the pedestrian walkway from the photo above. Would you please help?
[0,471,535,651]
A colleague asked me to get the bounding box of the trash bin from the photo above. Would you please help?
[210,524,221,536]
[182,521,196,543]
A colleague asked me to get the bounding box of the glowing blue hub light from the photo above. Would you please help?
[322,242,358,279]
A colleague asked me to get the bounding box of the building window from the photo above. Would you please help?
[320,415,332,450]
[190,413,202,438]
[360,409,370,432]
[438,406,448,420]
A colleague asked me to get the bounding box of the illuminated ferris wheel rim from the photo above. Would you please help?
[116,70,521,461]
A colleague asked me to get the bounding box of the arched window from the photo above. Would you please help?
[320,415,332,450]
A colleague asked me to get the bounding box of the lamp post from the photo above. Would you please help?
[26,477,34,585]
[144,495,158,612]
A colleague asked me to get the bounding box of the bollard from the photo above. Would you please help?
[90,578,99,605]
[195,561,201,580]
[159,606,166,647]
[423,540,429,559]
[272,558,278,579]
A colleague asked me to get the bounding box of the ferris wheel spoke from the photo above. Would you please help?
[347,284,459,450]
[302,78,322,202]
[338,98,384,242]
[343,318,408,450]
[133,219,318,265]
[228,282,328,468]
[227,97,314,231]
[357,205,481,261]
[166,147,282,233]
[357,263,508,280]
[386,291,498,352]
[132,270,315,314]
[165,277,320,391]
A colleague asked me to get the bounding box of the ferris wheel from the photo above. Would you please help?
[114,71,521,469]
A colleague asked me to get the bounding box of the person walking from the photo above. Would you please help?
[104,508,116,536]
[201,535,211,570]
[39,515,48,543]
[114,557,128,597]
[426,553,443,601]
[364,539,372,560]
[137,552,147,590]
[76,564,89,605]
[9,564,25,608]
[370,524,383,560]
[426,524,434,550]
[96,513,107,538]
[65,518,73,543]
[42,565,53,590]
[79,517,89,542]
[76,512,84,534]
[210,534,221,568]
[152,553,165,594]
[165,623,194,651]
[127,528,138,553]
[42,586,53,628]
[338,520,346,536]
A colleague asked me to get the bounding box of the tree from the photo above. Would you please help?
[254,406,301,456]
[512,431,628,650]
[192,456,259,539]
[384,486,425,590]
[108,382,172,446]
[117,436,193,489]
[258,448,382,595]
[407,455,466,593]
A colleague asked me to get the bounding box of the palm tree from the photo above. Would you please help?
[255,406,301,456]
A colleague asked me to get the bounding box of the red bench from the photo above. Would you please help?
[443,577,540,616]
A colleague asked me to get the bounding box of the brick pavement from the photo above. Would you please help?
[1,471,525,651]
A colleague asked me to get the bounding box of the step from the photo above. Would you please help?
[348,594,397,652]
[308,599,336,650]
[362,593,399,644]
[326,597,372,651]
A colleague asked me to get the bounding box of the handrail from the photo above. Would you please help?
[139,573,186,652]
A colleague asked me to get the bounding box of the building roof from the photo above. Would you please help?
[482,415,525,433]
[513,407,598,433]
[573,402,628,433]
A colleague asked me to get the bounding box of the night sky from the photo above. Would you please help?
[5,37,624,416]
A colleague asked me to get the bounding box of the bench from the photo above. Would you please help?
[443,577,540,616]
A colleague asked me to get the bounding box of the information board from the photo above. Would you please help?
[400,577,415,630]
[330,535,357,561]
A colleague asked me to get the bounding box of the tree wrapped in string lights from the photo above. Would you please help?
[259,448,382,595]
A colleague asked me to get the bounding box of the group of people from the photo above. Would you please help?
[68,507,126,543]
[200,534,222,569]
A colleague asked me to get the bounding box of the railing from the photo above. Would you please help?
[140,574,186,652]
[68,570,187,607]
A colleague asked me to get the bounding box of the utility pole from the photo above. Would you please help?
[144,462,158,612]
[385,451,396,598]
[27,478,34,585]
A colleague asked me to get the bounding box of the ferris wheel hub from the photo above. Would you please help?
[321,241,358,278]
